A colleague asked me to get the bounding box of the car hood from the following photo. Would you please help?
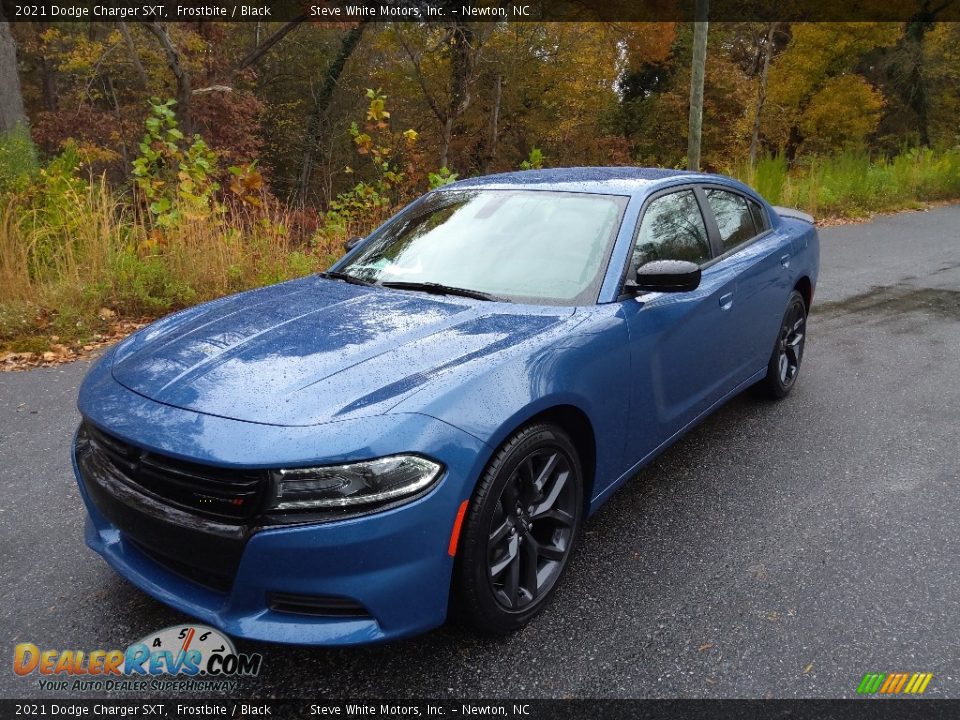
[110,275,574,427]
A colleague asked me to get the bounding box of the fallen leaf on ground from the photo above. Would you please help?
[1,318,149,372]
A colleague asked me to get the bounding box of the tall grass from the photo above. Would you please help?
[0,178,328,350]
[734,147,960,217]
[3,143,960,355]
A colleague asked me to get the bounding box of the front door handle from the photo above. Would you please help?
[719,292,734,310]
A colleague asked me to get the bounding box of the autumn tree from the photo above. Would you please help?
[297,22,368,202]
[392,21,490,170]
[619,23,753,170]
[923,22,960,146]
[749,22,781,166]
[764,23,901,157]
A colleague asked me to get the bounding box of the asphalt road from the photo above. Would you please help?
[2,205,959,700]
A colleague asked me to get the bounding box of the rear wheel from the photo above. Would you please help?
[453,423,583,634]
[762,290,807,399]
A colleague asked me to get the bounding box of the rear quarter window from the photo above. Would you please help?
[748,199,768,232]
[705,189,757,253]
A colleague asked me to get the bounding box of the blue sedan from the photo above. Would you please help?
[73,167,819,645]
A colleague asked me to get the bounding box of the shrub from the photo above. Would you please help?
[0,125,40,193]
[132,99,221,228]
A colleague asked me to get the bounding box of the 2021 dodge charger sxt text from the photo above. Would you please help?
[73,167,819,645]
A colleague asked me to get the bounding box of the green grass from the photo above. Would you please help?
[0,176,333,354]
[734,147,960,218]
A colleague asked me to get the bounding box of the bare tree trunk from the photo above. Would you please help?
[904,15,938,147]
[0,16,28,134]
[687,0,709,172]
[104,74,129,165]
[749,22,777,167]
[34,21,59,111]
[118,22,148,89]
[296,22,366,203]
[482,74,502,173]
[441,21,475,170]
[144,23,193,133]
[440,119,453,169]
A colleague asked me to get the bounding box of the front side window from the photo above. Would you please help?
[629,190,712,279]
[341,189,627,305]
[705,189,757,253]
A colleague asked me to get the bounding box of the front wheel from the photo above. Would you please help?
[453,423,583,634]
[762,290,807,399]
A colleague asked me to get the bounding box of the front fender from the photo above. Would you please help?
[391,305,633,508]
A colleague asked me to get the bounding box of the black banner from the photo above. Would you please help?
[2,700,960,720]
[1,0,959,23]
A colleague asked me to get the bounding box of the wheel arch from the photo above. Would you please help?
[794,275,813,311]
[486,403,598,518]
[448,402,598,627]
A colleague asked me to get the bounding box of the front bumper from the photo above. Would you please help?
[77,460,457,645]
[73,361,490,645]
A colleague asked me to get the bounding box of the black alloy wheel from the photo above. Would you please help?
[453,423,583,633]
[763,290,807,399]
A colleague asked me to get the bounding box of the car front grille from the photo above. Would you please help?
[75,422,268,593]
[82,422,266,523]
[128,539,235,593]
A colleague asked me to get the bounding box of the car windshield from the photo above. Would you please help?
[339,189,628,305]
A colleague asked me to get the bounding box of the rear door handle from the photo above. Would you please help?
[780,253,791,268]
[719,292,734,310]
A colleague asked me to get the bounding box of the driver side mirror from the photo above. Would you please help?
[632,260,701,293]
[344,236,364,252]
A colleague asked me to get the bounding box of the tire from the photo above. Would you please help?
[453,423,584,634]
[762,290,808,399]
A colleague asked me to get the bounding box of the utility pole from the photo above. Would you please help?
[687,0,709,171]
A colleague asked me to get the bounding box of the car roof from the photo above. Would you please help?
[446,166,728,198]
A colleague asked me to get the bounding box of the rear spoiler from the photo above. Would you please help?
[773,206,815,224]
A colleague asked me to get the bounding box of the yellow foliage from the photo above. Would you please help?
[74,142,120,167]
[54,31,123,75]
[924,23,960,146]
[769,23,900,110]
[799,75,885,153]
[764,23,901,153]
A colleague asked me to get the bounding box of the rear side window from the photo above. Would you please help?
[705,189,757,253]
[748,199,767,232]
[630,190,712,277]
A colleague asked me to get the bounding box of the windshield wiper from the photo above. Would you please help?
[319,271,377,287]
[380,281,497,302]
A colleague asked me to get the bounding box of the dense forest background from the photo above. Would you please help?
[1,18,959,360]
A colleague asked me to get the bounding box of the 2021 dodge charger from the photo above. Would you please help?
[73,167,819,645]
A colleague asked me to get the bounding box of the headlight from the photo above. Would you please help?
[267,455,443,512]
